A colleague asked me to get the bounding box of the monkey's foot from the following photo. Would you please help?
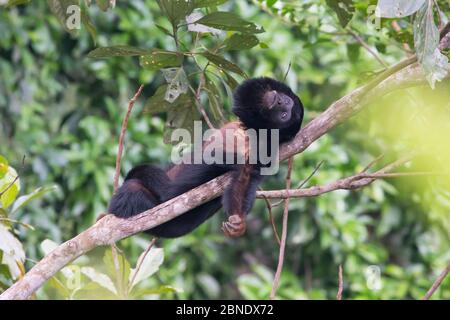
[222,214,246,237]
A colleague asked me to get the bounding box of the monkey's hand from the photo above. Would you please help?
[222,214,246,237]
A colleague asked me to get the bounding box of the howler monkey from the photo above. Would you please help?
[108,77,304,238]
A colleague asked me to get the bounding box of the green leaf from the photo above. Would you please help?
[223,71,239,90]
[156,0,195,25]
[81,267,117,295]
[0,224,25,279]
[87,45,154,58]
[0,156,7,179]
[144,85,173,114]
[194,12,265,34]
[11,185,57,214]
[72,281,119,300]
[325,0,355,28]
[155,24,173,37]
[81,8,97,45]
[414,1,449,88]
[0,183,18,209]
[0,264,12,280]
[224,33,259,50]
[131,285,179,298]
[103,249,131,295]
[203,77,224,122]
[5,0,31,8]
[201,52,247,78]
[163,94,200,144]
[194,0,228,8]
[129,247,164,289]
[47,276,71,298]
[139,50,183,70]
[346,43,360,62]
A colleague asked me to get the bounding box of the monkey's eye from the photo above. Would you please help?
[281,112,288,119]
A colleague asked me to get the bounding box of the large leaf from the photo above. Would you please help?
[131,285,179,298]
[414,1,449,88]
[204,77,224,123]
[376,0,426,18]
[129,247,164,289]
[103,248,131,293]
[194,12,264,34]
[0,223,25,280]
[11,185,57,214]
[81,267,117,294]
[0,166,19,209]
[0,155,7,179]
[81,7,97,44]
[326,0,355,27]
[163,94,200,144]
[186,12,222,35]
[201,52,247,78]
[144,85,173,114]
[156,0,195,25]
[139,50,183,70]
[224,33,259,51]
[194,0,228,8]
[87,45,154,58]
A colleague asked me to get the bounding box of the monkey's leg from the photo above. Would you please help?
[221,164,262,237]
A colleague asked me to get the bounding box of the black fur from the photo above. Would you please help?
[108,77,304,238]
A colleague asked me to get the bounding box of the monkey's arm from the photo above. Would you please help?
[221,164,262,237]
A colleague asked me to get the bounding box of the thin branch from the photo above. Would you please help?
[1,62,448,300]
[256,155,415,199]
[189,81,216,130]
[128,238,157,293]
[361,154,384,173]
[270,157,293,300]
[422,262,450,300]
[337,264,343,300]
[113,85,144,191]
[439,21,450,50]
[260,190,281,246]
[348,29,388,68]
[297,160,324,189]
[272,160,324,208]
[283,61,292,81]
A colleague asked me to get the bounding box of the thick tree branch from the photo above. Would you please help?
[1,62,449,300]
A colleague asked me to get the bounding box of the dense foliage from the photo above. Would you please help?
[0,0,449,299]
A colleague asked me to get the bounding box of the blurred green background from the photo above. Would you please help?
[0,0,449,299]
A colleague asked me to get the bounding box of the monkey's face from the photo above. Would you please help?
[232,77,304,133]
[262,90,295,127]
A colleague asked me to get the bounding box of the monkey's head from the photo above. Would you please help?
[232,77,304,142]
